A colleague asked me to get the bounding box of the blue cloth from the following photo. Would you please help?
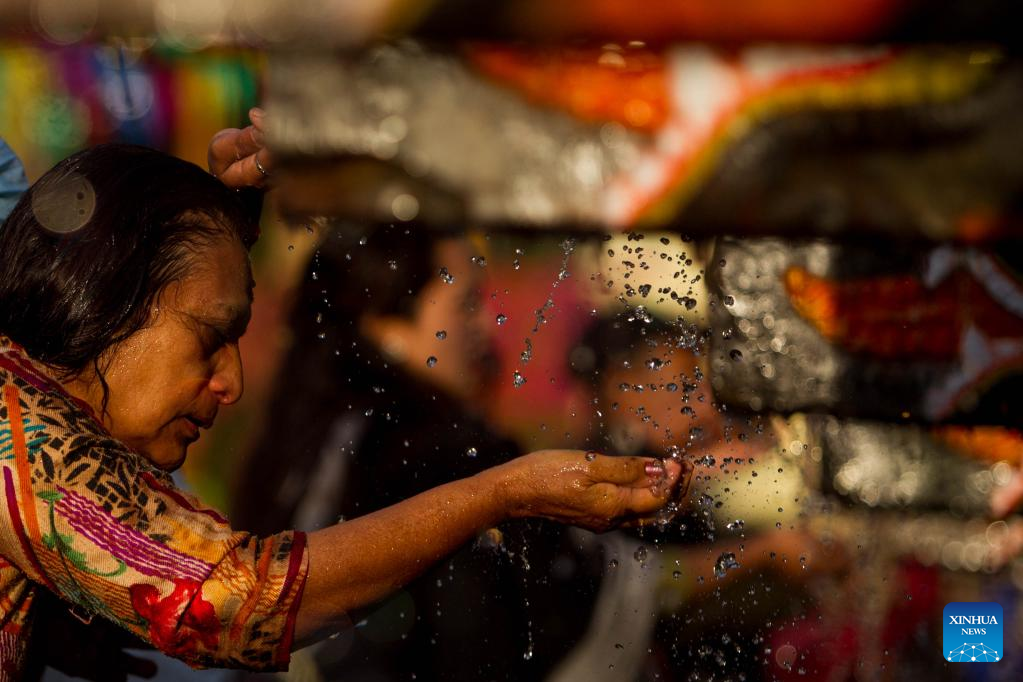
[0,138,29,223]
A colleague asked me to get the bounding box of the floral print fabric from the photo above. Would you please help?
[0,335,308,679]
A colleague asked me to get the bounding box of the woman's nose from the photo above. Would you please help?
[209,344,244,404]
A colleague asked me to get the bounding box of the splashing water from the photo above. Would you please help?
[520,339,533,363]
[714,552,741,578]
[655,501,680,529]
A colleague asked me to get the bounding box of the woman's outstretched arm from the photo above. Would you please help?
[296,450,686,645]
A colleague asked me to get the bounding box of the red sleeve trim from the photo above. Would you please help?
[275,531,308,668]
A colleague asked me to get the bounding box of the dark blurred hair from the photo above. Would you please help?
[300,221,437,333]
[0,143,259,382]
[231,222,442,528]
[569,311,708,384]
[277,221,440,408]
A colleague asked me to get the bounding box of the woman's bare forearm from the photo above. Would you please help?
[294,468,507,645]
[291,450,683,648]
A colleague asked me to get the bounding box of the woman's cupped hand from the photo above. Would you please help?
[487,450,694,532]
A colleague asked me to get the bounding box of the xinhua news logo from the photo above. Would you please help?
[944,602,1003,663]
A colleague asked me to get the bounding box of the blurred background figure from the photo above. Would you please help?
[557,308,843,681]
[230,226,604,681]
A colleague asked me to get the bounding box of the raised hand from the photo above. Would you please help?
[207,107,272,188]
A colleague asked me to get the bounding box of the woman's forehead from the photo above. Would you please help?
[170,239,253,307]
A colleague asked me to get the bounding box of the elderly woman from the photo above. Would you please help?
[0,143,685,676]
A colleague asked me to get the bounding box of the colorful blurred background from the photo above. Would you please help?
[4,1,1023,680]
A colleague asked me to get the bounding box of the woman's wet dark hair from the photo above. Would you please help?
[0,143,259,385]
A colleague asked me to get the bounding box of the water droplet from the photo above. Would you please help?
[512,371,526,388]
[714,552,740,578]
[633,546,648,563]
[287,244,295,251]
[655,501,679,528]
[31,172,95,233]
[358,236,368,246]
[513,259,521,270]
[466,447,478,458]
[471,255,487,267]
[438,267,455,284]
[775,644,797,670]
[387,259,398,270]
[585,451,598,461]
[608,559,619,570]
[726,519,745,532]
[723,295,735,306]
[426,356,438,367]
[645,357,663,370]
[436,330,447,340]
[729,349,743,361]
[496,314,508,326]
[520,339,533,363]
[523,644,533,661]
[672,570,682,580]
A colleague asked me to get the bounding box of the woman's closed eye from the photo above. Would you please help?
[198,325,228,355]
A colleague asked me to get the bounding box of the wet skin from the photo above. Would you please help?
[63,236,252,470]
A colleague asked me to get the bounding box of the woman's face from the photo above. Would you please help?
[68,236,253,470]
